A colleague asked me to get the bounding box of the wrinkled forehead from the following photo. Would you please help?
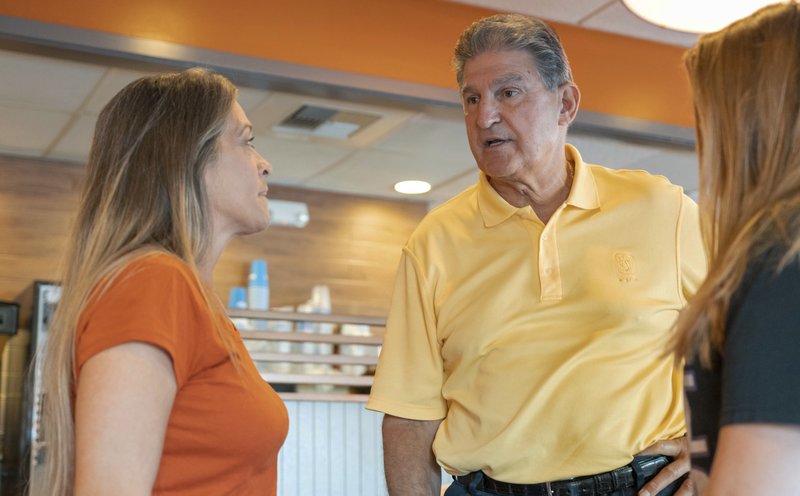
[460,49,541,89]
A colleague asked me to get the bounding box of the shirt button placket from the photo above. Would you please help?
[540,228,553,298]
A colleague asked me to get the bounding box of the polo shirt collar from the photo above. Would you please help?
[477,143,600,227]
[564,143,600,210]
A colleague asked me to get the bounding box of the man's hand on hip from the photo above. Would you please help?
[635,436,694,495]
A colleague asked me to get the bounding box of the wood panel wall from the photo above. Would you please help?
[0,154,428,318]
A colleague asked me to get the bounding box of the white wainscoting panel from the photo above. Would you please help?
[278,400,387,496]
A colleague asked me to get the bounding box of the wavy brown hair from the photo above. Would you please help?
[675,2,800,364]
[33,68,238,495]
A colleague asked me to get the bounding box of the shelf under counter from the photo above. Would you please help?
[248,351,378,366]
[229,308,386,327]
[230,309,385,402]
[239,330,382,346]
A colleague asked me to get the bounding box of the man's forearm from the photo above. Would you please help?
[382,415,442,496]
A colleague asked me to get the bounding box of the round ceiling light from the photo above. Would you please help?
[622,0,781,33]
[394,180,432,195]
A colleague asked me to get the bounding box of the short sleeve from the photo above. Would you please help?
[76,255,213,388]
[721,261,800,426]
[678,195,707,301]
[366,248,447,420]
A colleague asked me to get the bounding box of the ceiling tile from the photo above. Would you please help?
[82,67,156,114]
[304,147,473,199]
[248,91,311,130]
[248,91,418,149]
[373,113,473,166]
[0,49,106,112]
[80,67,268,115]
[428,169,480,205]
[42,83,269,164]
[581,2,698,47]
[447,0,611,24]
[0,105,72,152]
[48,114,96,162]
[302,149,425,196]
[236,87,271,113]
[255,133,355,185]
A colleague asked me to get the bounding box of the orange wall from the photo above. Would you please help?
[1,0,693,127]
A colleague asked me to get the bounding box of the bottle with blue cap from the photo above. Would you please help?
[228,286,248,310]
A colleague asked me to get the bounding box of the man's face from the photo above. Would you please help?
[460,49,573,181]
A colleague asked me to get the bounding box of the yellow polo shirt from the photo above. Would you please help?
[367,144,706,483]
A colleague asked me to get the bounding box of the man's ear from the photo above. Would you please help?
[558,82,580,126]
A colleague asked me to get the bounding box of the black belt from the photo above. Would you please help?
[454,455,672,496]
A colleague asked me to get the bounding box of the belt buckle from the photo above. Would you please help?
[545,481,554,495]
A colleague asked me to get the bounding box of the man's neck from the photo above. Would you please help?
[488,160,574,224]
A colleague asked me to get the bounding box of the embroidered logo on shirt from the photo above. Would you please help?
[613,251,637,283]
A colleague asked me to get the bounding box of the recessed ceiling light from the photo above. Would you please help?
[623,0,781,33]
[394,180,431,195]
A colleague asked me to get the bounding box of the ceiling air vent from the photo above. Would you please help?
[273,104,380,140]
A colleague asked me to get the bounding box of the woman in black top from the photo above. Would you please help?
[675,2,800,494]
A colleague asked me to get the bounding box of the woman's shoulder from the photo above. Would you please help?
[741,249,800,296]
[87,251,201,312]
[727,248,800,342]
[121,251,192,275]
[113,251,198,288]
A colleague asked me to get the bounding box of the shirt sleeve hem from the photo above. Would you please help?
[77,337,181,386]
[721,409,800,426]
[365,396,446,421]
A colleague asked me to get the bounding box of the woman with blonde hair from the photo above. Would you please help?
[34,68,288,495]
[676,2,800,493]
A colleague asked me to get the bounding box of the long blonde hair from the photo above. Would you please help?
[35,68,238,495]
[675,2,800,364]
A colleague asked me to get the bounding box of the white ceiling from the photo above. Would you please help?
[0,2,700,204]
[450,0,699,47]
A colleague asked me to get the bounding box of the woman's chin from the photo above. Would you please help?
[237,217,271,236]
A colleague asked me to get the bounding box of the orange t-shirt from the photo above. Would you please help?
[75,253,288,495]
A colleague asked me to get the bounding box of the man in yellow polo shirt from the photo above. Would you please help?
[366,13,705,496]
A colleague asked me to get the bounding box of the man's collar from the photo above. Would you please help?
[477,172,515,227]
[477,143,600,227]
[564,143,600,210]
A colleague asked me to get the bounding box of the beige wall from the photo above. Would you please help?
[0,154,428,317]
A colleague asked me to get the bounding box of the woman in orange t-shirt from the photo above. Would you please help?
[34,68,288,495]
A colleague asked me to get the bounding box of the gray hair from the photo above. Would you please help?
[453,13,573,91]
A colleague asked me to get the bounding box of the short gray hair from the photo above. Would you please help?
[453,13,573,91]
